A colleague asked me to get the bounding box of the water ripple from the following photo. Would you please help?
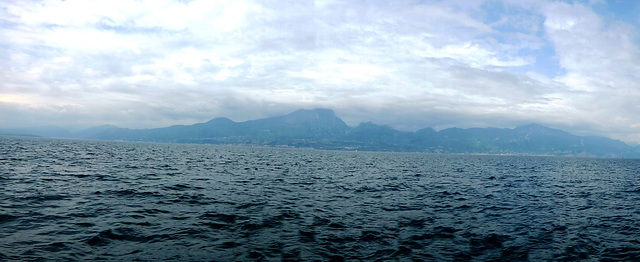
[1,136,640,260]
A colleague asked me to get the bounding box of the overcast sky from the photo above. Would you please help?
[2,0,640,142]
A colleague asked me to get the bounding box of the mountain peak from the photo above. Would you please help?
[515,123,571,136]
[515,123,549,130]
[287,108,336,118]
[206,117,234,125]
[277,108,344,126]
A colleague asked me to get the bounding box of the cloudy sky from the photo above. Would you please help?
[2,0,640,142]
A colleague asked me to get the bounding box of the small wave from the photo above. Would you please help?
[70,212,97,218]
[362,247,413,261]
[0,214,18,223]
[163,184,193,191]
[601,246,640,261]
[299,229,317,242]
[42,242,69,252]
[133,208,170,215]
[354,185,382,193]
[327,222,347,229]
[86,227,172,246]
[21,194,67,201]
[236,201,267,210]
[381,204,423,211]
[467,233,509,250]
[87,228,136,246]
[624,188,640,193]
[199,221,229,229]
[359,230,385,241]
[200,212,238,224]
[398,218,427,228]
[96,189,162,198]
[70,173,91,178]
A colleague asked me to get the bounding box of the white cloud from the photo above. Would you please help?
[2,0,640,143]
[541,1,640,141]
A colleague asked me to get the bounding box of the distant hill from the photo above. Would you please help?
[4,109,639,158]
[82,109,351,145]
[0,126,70,138]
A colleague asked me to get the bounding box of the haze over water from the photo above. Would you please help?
[2,136,640,261]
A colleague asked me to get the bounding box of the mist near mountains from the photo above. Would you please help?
[2,109,638,158]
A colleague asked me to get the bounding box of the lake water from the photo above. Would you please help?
[1,136,640,261]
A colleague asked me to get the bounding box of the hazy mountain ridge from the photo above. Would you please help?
[2,109,638,158]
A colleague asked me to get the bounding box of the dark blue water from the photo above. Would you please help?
[1,136,640,261]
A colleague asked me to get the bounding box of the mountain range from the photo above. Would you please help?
[2,108,639,158]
